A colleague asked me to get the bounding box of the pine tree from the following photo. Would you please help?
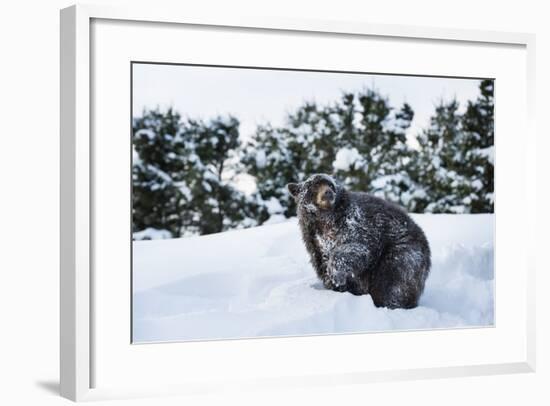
[409,80,494,214]
[409,100,471,212]
[241,89,416,218]
[132,109,260,239]
[132,108,188,238]
[461,79,494,212]
[331,91,415,206]
[240,101,340,219]
[133,82,494,236]
[179,116,261,235]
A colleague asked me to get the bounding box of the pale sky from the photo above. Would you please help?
[132,63,483,143]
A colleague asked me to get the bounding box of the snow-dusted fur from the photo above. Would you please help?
[287,174,431,309]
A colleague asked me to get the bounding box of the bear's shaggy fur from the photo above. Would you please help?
[287,174,431,309]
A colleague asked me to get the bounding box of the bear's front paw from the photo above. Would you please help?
[324,262,349,292]
[320,274,340,291]
[321,276,347,292]
[330,271,348,290]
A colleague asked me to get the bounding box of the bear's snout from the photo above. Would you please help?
[316,184,335,209]
[323,189,334,202]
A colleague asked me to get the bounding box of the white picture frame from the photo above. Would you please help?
[60,3,537,402]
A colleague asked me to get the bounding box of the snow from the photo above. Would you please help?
[370,173,406,190]
[264,196,284,214]
[145,164,172,185]
[479,146,495,165]
[202,169,219,183]
[175,181,192,201]
[333,147,364,171]
[132,145,141,164]
[471,179,484,190]
[133,214,494,342]
[135,128,156,140]
[255,150,267,168]
[133,227,172,241]
[263,214,287,225]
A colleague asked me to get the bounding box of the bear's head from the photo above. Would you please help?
[287,174,339,213]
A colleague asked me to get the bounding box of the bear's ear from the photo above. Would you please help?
[286,182,301,198]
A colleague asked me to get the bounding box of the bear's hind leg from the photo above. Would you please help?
[369,244,430,309]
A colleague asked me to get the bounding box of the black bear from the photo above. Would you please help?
[287,174,431,309]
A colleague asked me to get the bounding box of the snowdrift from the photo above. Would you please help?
[133,214,494,342]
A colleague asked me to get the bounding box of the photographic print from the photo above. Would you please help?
[131,63,494,343]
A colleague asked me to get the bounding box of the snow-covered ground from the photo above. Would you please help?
[133,214,494,343]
